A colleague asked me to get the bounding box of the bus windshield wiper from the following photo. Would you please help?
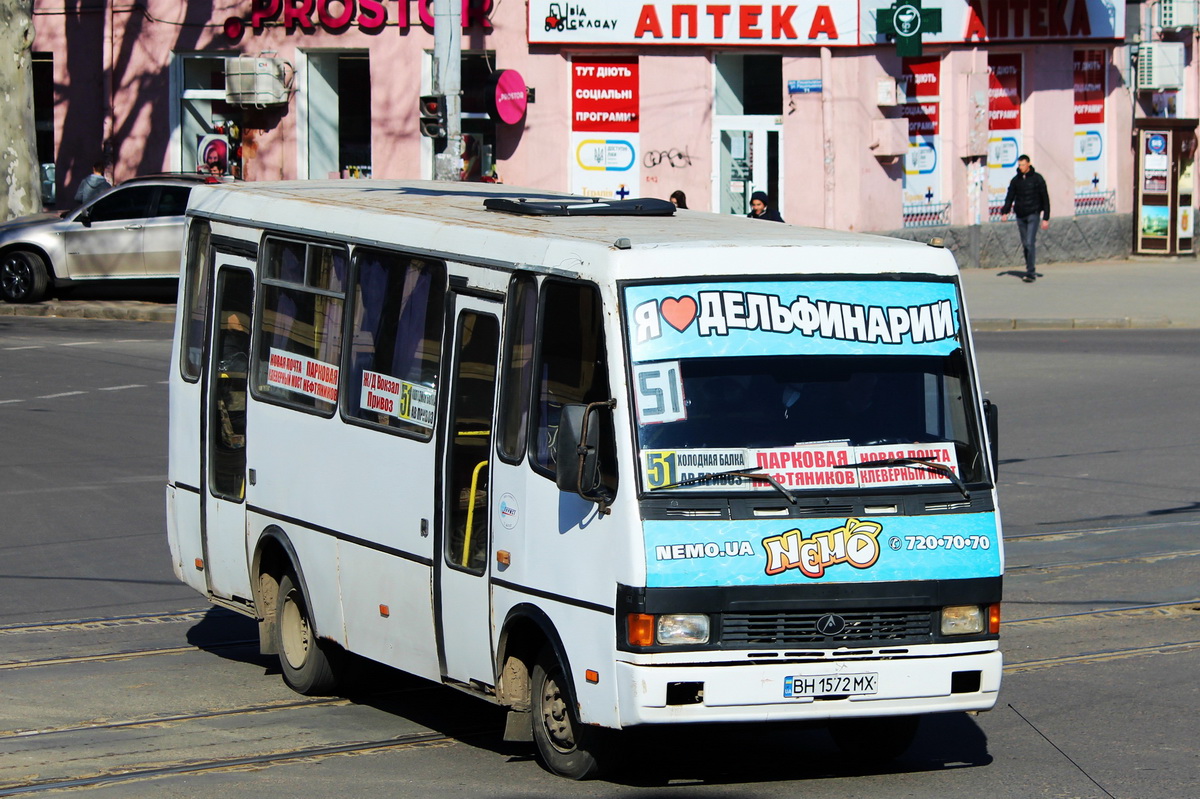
[650,466,797,504]
[834,458,970,500]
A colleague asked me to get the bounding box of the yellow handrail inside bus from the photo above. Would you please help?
[462,458,489,567]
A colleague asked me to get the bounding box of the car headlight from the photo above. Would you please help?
[941,605,985,635]
[656,613,710,645]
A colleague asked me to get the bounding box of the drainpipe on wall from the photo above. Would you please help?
[820,47,835,229]
[433,0,463,181]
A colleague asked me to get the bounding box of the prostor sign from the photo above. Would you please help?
[526,0,1124,46]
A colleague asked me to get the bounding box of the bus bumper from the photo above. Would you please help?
[613,650,1001,726]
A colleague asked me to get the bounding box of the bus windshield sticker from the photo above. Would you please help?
[625,280,961,361]
[644,513,1000,588]
[643,448,753,489]
[850,444,960,489]
[360,369,437,429]
[642,444,960,493]
[267,348,340,403]
[633,360,687,425]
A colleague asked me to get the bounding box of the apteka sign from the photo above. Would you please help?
[527,0,1124,47]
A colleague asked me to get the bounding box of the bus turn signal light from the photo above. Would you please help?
[989,603,1001,634]
[627,613,655,647]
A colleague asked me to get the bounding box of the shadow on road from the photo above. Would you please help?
[52,279,178,304]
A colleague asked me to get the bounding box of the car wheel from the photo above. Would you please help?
[1,250,50,303]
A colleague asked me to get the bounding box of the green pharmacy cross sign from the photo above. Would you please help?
[877,0,942,57]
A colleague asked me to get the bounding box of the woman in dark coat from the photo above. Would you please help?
[747,190,784,222]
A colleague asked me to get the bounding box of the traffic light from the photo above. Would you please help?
[419,94,447,138]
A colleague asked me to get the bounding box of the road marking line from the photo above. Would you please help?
[0,399,25,405]
[3,345,44,350]
[62,341,100,346]
[99,384,145,391]
[35,391,87,399]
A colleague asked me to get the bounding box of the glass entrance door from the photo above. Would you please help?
[716,118,782,216]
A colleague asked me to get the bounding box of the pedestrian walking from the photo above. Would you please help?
[74,161,111,207]
[747,190,784,222]
[1001,154,1050,283]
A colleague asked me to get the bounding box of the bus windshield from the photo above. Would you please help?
[633,352,988,494]
[623,278,986,497]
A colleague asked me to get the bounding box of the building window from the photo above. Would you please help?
[178,54,244,178]
[305,52,372,179]
[33,53,55,206]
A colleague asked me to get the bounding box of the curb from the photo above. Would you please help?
[972,317,1177,331]
[0,304,176,323]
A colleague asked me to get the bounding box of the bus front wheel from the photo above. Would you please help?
[275,572,340,695]
[531,647,607,779]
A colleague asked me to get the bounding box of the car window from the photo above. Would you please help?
[87,186,157,223]
[153,186,192,218]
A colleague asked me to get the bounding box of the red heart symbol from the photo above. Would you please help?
[660,296,697,333]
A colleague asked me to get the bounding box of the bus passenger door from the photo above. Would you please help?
[202,262,255,602]
[437,296,501,686]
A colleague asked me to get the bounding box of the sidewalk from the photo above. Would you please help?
[960,257,1200,330]
[1,258,1197,329]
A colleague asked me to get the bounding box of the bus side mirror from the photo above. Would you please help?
[983,399,999,476]
[555,400,616,514]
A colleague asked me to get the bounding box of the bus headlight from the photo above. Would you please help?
[941,605,985,635]
[657,614,710,645]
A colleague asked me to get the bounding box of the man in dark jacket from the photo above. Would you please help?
[1001,155,1050,282]
[74,161,111,207]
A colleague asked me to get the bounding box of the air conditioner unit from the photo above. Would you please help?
[224,56,291,107]
[1159,0,1198,29]
[1136,42,1186,90]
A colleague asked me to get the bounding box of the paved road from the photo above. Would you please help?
[0,320,1196,798]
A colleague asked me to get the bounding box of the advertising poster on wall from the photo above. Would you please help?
[1142,131,1170,193]
[1073,50,1107,200]
[197,134,230,176]
[570,58,640,199]
[987,54,1023,211]
[899,57,942,206]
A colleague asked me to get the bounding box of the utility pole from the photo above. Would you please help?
[432,0,462,181]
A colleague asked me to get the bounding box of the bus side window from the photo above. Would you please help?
[180,220,211,381]
[497,272,537,463]
[531,280,618,496]
[344,249,446,436]
[253,238,348,415]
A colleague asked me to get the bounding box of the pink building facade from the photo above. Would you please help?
[30,0,1195,240]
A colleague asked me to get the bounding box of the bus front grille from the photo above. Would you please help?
[722,609,934,646]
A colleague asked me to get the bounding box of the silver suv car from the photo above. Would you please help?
[0,174,205,303]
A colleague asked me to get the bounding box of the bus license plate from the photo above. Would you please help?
[784,673,878,698]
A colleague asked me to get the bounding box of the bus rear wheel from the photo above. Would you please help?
[531,647,606,780]
[828,714,921,762]
[275,572,340,695]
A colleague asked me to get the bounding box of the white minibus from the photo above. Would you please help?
[167,180,1003,779]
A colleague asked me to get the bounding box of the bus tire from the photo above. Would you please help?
[828,714,921,762]
[531,647,606,780]
[1,250,50,303]
[275,572,340,695]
